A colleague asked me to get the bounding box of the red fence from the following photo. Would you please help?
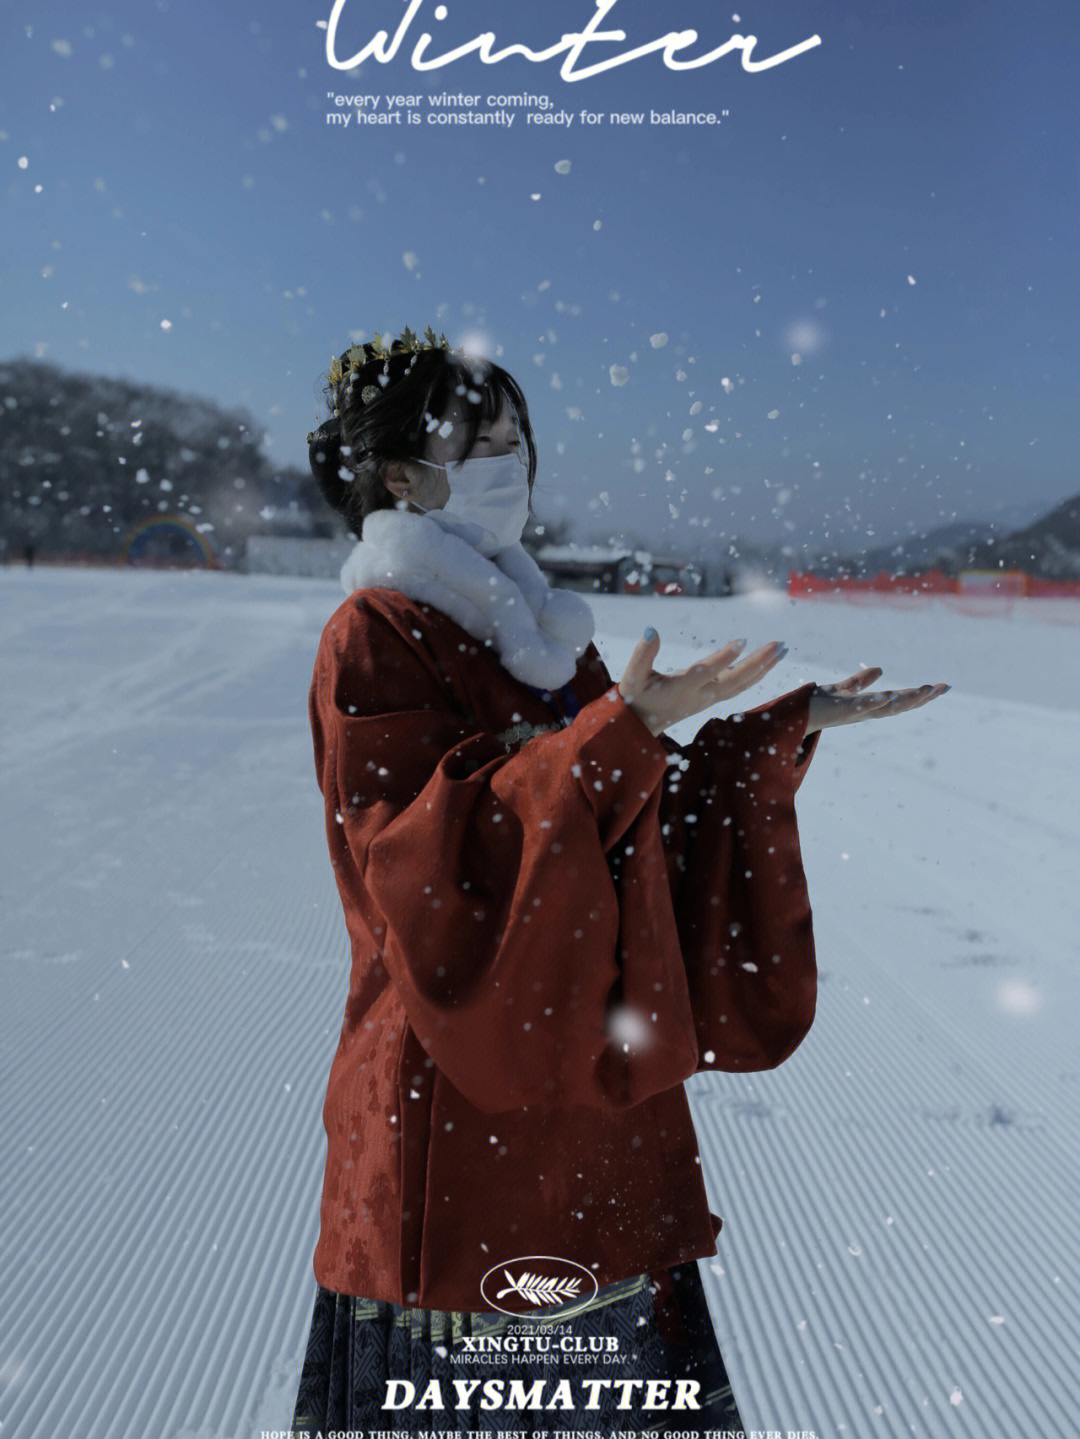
[788,569,1080,600]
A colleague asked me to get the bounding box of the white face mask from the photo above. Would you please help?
[413,450,531,556]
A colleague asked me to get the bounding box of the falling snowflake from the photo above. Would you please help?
[996,978,1041,1015]
[606,1004,654,1051]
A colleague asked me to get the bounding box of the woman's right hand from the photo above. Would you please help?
[618,629,788,736]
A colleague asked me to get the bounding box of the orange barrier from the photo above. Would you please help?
[788,569,1080,600]
[1026,576,1080,597]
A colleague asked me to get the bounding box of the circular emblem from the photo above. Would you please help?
[479,1255,600,1320]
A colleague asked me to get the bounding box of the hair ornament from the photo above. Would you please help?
[326,326,455,398]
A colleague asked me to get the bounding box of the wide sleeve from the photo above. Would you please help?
[651,683,822,1072]
[310,596,703,1115]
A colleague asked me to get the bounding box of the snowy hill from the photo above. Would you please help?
[818,494,1080,580]
[977,492,1080,577]
[3,566,1078,1439]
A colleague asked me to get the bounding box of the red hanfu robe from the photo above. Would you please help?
[307,587,821,1311]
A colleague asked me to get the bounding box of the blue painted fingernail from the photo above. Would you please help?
[644,627,657,641]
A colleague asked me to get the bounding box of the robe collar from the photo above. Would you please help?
[340,507,596,691]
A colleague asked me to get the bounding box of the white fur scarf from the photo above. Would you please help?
[339,508,596,691]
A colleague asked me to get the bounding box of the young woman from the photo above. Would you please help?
[290,328,948,1437]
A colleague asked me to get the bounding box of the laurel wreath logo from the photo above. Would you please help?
[494,1268,584,1306]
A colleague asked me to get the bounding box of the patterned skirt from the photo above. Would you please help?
[289,1261,744,1436]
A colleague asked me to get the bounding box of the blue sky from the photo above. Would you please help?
[2,1,1077,554]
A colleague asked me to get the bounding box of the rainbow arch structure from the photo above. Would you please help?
[120,514,220,568]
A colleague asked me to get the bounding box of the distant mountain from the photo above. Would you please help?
[803,497,1080,580]
[969,493,1080,578]
[982,496,1066,532]
[826,519,1001,578]
[0,357,327,566]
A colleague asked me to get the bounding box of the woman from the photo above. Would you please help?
[290,328,948,1436]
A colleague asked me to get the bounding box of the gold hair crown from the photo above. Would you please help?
[327,325,454,406]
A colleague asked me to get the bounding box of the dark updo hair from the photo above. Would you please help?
[308,336,537,537]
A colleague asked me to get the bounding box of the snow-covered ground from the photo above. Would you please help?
[3,565,1078,1439]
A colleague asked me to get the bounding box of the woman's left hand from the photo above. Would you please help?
[804,667,950,736]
